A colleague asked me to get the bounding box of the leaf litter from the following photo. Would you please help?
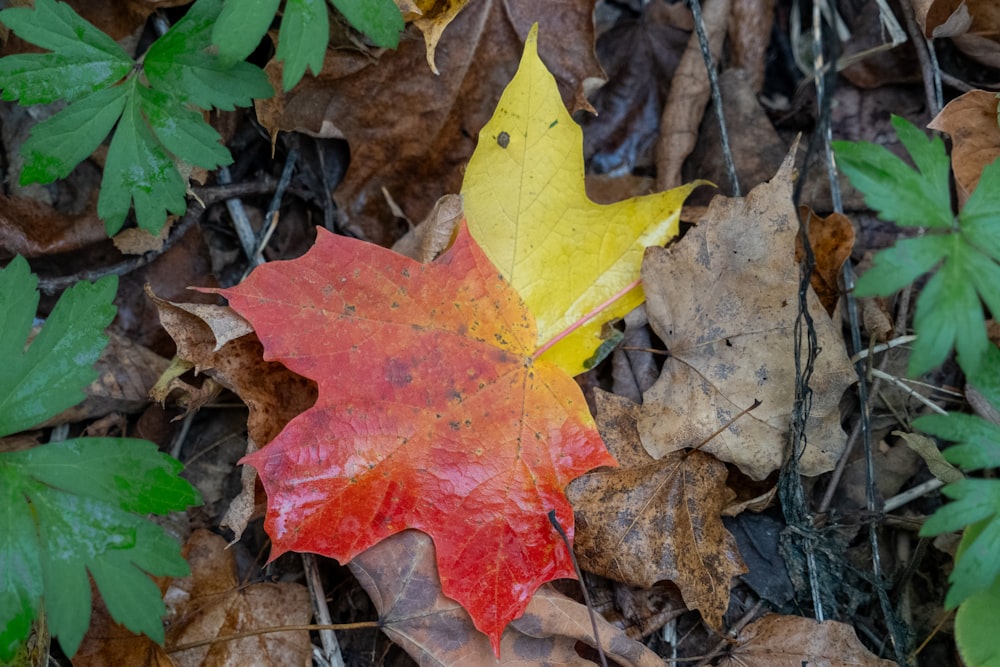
[1,0,986,664]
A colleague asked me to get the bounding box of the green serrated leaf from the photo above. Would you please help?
[832,116,953,229]
[137,85,232,169]
[97,79,187,235]
[955,521,1000,667]
[0,478,43,661]
[911,253,987,375]
[0,258,117,438]
[0,439,199,657]
[961,159,1000,260]
[946,515,1000,609]
[0,0,132,104]
[915,412,1000,471]
[330,0,404,48]
[19,85,128,184]
[213,0,282,63]
[145,0,273,110]
[853,234,949,297]
[921,479,1000,537]
[277,0,329,90]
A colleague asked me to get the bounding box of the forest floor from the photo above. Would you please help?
[3,0,998,665]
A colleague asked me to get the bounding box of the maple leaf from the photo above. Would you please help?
[462,24,703,376]
[215,223,615,654]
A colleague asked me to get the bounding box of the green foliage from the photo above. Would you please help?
[0,0,272,236]
[832,116,1000,376]
[916,345,1000,667]
[953,521,1000,667]
[213,0,405,91]
[0,257,201,660]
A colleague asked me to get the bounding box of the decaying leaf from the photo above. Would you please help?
[216,224,615,652]
[568,391,745,632]
[164,530,312,667]
[717,614,897,666]
[638,148,855,480]
[927,89,1000,203]
[462,24,701,376]
[349,529,664,667]
[796,205,855,315]
[148,287,318,540]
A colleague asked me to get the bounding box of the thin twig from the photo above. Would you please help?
[303,554,345,667]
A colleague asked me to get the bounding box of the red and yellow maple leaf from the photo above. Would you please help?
[216,223,615,653]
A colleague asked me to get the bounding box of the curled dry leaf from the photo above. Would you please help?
[568,391,745,632]
[255,1,603,246]
[349,529,664,667]
[796,206,855,316]
[409,0,472,74]
[147,287,317,540]
[638,148,855,480]
[716,614,897,667]
[928,90,1000,203]
[164,530,312,667]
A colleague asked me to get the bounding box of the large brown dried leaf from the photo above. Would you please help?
[567,391,745,632]
[255,1,604,246]
[164,530,312,667]
[716,614,897,667]
[349,530,664,666]
[638,149,855,480]
[927,90,1000,203]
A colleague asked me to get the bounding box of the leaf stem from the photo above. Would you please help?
[533,278,642,361]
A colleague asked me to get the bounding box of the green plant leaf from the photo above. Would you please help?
[97,79,188,235]
[0,0,132,104]
[213,0,282,63]
[0,257,117,438]
[920,479,1000,608]
[277,0,329,90]
[0,260,201,660]
[0,439,200,659]
[853,235,948,297]
[144,0,273,110]
[837,118,1000,375]
[213,0,402,90]
[916,413,1000,471]
[832,115,953,229]
[0,0,269,235]
[19,85,129,184]
[955,521,1000,667]
[329,0,404,48]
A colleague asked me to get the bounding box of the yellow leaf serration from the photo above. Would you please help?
[462,23,703,376]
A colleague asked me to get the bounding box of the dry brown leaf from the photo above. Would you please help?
[148,288,317,539]
[411,0,471,74]
[655,0,730,190]
[164,530,312,667]
[349,530,664,666]
[729,0,775,92]
[255,2,603,246]
[928,89,1000,203]
[911,0,973,37]
[567,391,745,633]
[580,7,687,175]
[796,206,855,315]
[0,194,107,259]
[75,578,177,667]
[638,148,855,480]
[390,193,463,263]
[717,614,897,666]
